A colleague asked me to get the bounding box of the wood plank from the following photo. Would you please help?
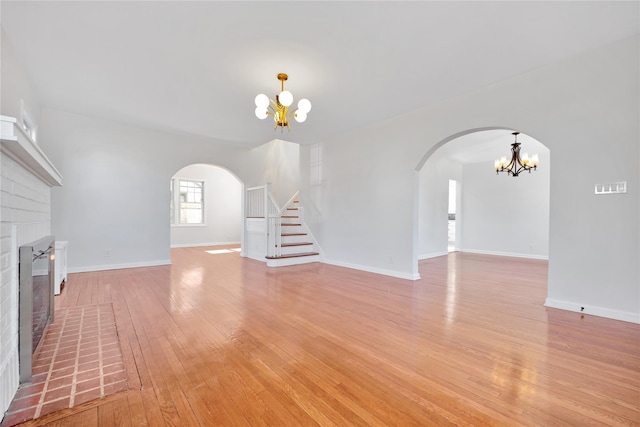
[21,248,639,426]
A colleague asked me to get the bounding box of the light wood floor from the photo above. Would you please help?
[15,247,640,426]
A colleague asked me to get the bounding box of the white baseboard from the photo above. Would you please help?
[418,251,448,260]
[461,249,548,260]
[544,298,640,324]
[68,259,171,274]
[243,254,266,263]
[170,241,241,248]
[322,259,420,281]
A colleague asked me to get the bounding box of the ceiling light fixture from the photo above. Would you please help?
[255,73,311,131]
[494,132,539,177]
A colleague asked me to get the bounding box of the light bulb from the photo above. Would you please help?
[521,153,529,165]
[255,94,269,109]
[278,90,293,107]
[294,111,307,123]
[255,107,268,120]
[495,159,500,170]
[297,98,311,113]
[532,154,539,166]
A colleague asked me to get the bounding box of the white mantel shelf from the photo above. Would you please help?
[0,115,62,187]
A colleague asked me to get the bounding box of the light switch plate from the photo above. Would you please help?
[594,182,627,195]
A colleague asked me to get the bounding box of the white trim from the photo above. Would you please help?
[67,259,171,274]
[461,249,548,260]
[322,259,420,281]
[544,298,640,324]
[277,190,299,215]
[0,115,62,186]
[171,177,206,225]
[244,254,267,263]
[170,241,241,248]
[418,251,449,260]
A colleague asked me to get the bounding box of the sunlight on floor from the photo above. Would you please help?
[205,248,241,255]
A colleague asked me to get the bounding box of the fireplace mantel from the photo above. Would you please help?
[0,115,62,187]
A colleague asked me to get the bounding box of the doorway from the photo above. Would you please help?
[416,128,550,263]
[169,164,242,249]
[448,179,457,252]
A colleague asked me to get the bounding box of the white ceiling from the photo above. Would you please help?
[1,1,638,149]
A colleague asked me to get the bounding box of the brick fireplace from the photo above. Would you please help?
[0,115,62,418]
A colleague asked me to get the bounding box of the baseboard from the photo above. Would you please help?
[544,298,640,324]
[170,241,241,248]
[418,251,448,260]
[461,249,549,260]
[243,254,267,263]
[67,259,172,274]
[322,259,420,281]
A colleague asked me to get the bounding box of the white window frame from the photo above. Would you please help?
[171,178,206,227]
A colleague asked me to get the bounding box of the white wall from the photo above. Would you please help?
[460,151,550,259]
[0,28,41,135]
[170,164,241,248]
[301,36,639,322]
[38,109,301,273]
[246,139,300,207]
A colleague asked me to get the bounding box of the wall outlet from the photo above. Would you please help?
[104,249,111,257]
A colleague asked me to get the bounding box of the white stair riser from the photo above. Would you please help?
[279,244,314,256]
[279,225,304,234]
[266,254,320,267]
[281,234,308,244]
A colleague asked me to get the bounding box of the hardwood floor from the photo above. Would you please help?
[12,247,640,426]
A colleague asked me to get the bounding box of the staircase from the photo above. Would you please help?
[265,201,320,267]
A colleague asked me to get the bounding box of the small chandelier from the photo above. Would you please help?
[494,132,539,177]
[254,73,311,131]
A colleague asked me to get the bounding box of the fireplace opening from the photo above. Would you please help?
[19,235,55,383]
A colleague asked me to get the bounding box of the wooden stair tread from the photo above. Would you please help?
[281,233,307,237]
[281,223,301,226]
[281,242,312,247]
[266,252,319,259]
[281,215,299,218]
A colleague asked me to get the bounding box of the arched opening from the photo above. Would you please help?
[169,163,243,251]
[416,128,550,266]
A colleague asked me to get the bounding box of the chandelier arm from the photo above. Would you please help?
[286,107,300,119]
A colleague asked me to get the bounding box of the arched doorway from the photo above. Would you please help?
[416,128,550,265]
[169,163,243,250]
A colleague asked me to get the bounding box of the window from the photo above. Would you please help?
[171,179,205,225]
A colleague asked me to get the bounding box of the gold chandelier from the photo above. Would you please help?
[254,73,311,131]
[494,132,539,177]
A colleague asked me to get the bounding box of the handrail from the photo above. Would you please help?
[278,190,299,215]
[246,184,282,218]
[246,185,310,260]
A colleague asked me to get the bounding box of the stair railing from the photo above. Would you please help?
[267,214,282,258]
[246,185,267,218]
[265,190,300,258]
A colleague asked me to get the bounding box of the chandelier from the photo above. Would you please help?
[254,73,311,131]
[494,132,539,177]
